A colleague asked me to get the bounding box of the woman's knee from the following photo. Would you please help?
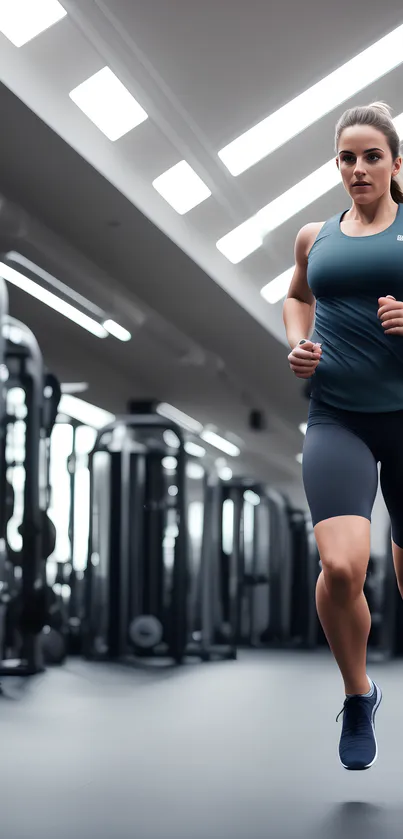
[320,554,365,601]
[314,515,371,602]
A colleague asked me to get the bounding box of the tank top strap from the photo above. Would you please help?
[315,211,344,241]
[308,211,345,257]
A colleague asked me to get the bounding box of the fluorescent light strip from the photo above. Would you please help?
[103,319,131,342]
[216,217,265,264]
[222,110,403,267]
[217,160,339,263]
[59,394,115,429]
[261,267,294,305]
[157,403,241,456]
[61,382,89,395]
[6,253,131,341]
[216,160,340,264]
[299,423,308,436]
[218,23,403,175]
[69,67,148,142]
[153,161,211,215]
[184,441,206,457]
[0,0,67,47]
[200,429,240,457]
[6,251,105,317]
[257,160,340,235]
[156,403,203,435]
[0,262,107,338]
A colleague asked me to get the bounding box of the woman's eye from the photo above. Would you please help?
[341,154,380,163]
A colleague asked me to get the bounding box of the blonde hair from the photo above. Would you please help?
[335,102,403,203]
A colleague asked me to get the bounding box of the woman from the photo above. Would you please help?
[283,102,403,771]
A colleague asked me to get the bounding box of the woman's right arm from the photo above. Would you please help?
[283,224,323,379]
[283,224,318,349]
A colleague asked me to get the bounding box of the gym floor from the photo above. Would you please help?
[1,650,403,839]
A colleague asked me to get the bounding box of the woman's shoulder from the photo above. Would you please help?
[299,221,327,239]
[295,222,327,258]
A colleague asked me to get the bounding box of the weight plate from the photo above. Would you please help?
[129,615,163,649]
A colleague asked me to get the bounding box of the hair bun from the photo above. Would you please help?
[369,101,393,118]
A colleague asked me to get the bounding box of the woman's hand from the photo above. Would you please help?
[288,339,322,379]
[378,296,403,335]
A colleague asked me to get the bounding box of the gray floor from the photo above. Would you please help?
[1,649,403,838]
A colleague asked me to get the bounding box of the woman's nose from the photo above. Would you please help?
[354,161,367,177]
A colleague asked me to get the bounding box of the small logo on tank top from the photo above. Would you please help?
[397,235,403,241]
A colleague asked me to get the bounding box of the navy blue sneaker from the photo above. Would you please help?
[336,681,382,770]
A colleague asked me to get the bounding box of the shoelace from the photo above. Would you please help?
[336,695,371,733]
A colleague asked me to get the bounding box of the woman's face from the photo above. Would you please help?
[336,124,401,203]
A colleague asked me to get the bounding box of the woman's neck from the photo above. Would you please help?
[346,195,398,226]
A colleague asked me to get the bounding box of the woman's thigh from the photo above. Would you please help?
[303,423,379,528]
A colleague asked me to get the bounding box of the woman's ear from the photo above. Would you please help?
[393,156,402,177]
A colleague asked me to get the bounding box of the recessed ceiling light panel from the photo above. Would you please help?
[153,161,211,215]
[69,67,148,141]
[0,0,67,47]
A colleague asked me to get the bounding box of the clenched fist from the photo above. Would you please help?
[378,295,403,336]
[288,339,322,379]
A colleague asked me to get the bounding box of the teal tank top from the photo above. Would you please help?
[307,203,403,412]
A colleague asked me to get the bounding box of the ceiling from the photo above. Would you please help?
[0,0,402,507]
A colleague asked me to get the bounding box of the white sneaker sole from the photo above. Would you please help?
[340,682,382,771]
